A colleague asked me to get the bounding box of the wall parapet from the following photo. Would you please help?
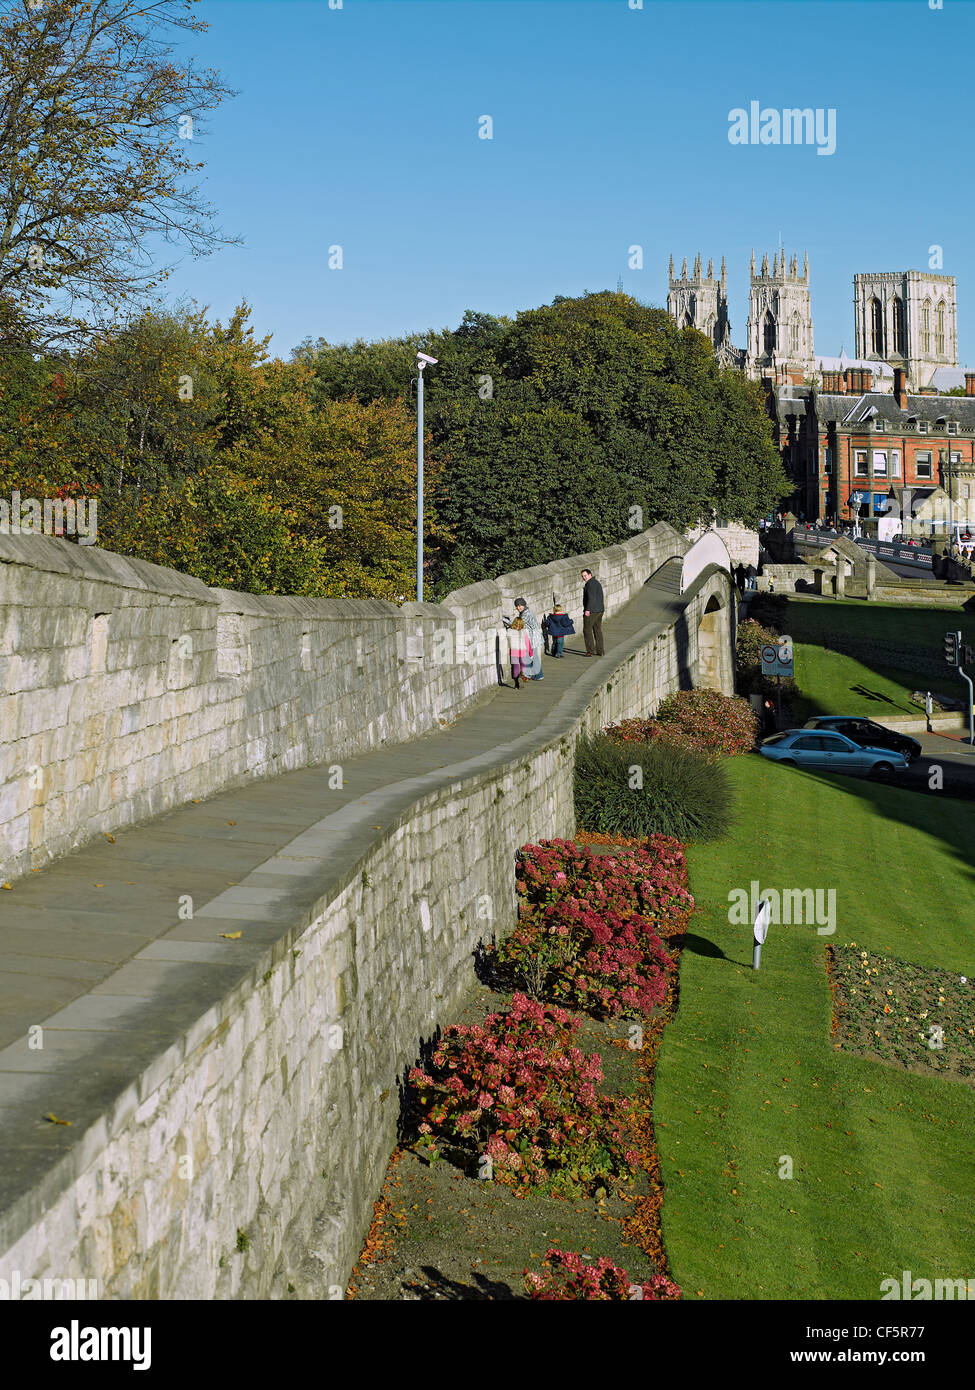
[0,524,685,884]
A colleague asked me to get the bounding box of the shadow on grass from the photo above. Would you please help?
[849,683,900,706]
[405,1265,518,1301]
[763,757,975,891]
[681,931,731,962]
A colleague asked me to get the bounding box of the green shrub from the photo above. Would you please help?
[574,734,732,842]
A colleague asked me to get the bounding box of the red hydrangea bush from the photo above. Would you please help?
[516,837,694,938]
[524,1247,682,1300]
[606,688,759,757]
[492,838,691,1018]
[496,897,674,1018]
[407,994,638,1197]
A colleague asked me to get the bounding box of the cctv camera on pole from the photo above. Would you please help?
[415,352,438,602]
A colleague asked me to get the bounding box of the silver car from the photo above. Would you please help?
[758,728,910,777]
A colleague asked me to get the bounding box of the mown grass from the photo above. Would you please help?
[654,754,975,1299]
[773,595,972,722]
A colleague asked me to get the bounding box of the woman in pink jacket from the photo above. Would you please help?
[506,618,533,689]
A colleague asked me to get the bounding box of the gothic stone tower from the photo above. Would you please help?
[853,270,957,390]
[667,253,731,350]
[746,249,814,380]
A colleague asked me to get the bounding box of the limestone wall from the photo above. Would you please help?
[0,525,685,884]
[0,547,731,1299]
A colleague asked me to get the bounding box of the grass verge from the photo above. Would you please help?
[653,753,975,1299]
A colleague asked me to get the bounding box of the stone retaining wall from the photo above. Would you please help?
[0,525,685,884]
[0,564,732,1298]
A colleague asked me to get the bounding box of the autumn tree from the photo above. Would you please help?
[0,0,236,348]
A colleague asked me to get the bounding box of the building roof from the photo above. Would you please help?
[930,367,971,391]
[812,391,975,430]
[815,353,895,378]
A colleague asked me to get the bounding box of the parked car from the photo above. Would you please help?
[802,715,921,762]
[759,728,910,777]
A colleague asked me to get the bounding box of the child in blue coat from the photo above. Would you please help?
[545,605,574,657]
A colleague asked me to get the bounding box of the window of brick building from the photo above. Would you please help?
[916,451,932,479]
[891,450,902,477]
[855,451,869,477]
[873,451,888,476]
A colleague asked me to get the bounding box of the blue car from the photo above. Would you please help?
[758,728,910,777]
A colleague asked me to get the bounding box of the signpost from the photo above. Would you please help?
[944,629,975,745]
[760,635,794,723]
[753,896,771,970]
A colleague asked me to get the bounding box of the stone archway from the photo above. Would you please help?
[697,594,726,691]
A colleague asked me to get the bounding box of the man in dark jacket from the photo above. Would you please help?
[580,569,605,656]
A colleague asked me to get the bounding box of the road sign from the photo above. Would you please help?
[760,635,794,678]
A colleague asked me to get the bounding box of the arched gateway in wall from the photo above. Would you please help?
[678,530,734,693]
[697,593,727,690]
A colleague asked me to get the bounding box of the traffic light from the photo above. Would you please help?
[944,630,961,666]
[962,644,975,668]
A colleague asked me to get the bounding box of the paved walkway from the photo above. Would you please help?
[0,565,693,1219]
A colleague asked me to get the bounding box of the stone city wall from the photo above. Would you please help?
[0,524,685,884]
[0,529,732,1298]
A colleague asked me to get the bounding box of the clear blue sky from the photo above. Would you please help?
[163,0,975,363]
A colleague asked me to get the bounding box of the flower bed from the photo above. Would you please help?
[827,944,975,1086]
[524,1246,681,1300]
[492,838,693,1019]
[516,837,694,935]
[407,993,640,1197]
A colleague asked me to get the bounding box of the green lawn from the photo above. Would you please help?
[768,596,974,722]
[654,754,975,1299]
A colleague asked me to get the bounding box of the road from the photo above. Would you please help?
[891,731,975,798]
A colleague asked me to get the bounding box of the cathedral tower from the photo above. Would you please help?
[746,249,814,379]
[667,252,731,351]
[853,270,957,390]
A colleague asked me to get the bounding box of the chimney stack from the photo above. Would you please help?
[966,371,975,397]
[894,367,908,409]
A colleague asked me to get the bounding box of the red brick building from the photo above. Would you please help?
[772,367,975,528]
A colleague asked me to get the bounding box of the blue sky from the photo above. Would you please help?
[163,0,975,362]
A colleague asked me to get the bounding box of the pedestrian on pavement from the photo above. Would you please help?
[545,604,574,657]
[762,697,776,735]
[507,618,532,689]
[580,569,605,656]
[513,597,544,680]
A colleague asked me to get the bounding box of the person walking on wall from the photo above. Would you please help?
[546,604,574,657]
[507,617,532,689]
[514,597,544,680]
[580,569,605,656]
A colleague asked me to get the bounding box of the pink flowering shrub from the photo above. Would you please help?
[497,897,674,1018]
[606,689,759,757]
[407,994,638,1197]
[524,1247,682,1300]
[492,838,691,1018]
[516,838,694,938]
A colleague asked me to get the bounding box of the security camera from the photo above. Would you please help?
[416,352,438,366]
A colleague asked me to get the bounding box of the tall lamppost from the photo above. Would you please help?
[415,351,438,602]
